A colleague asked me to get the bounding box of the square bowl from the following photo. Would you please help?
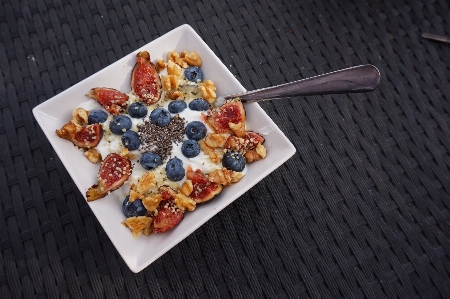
[33,24,296,273]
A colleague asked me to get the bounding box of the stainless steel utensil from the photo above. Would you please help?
[221,64,381,103]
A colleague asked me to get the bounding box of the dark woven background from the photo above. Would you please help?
[1,0,449,298]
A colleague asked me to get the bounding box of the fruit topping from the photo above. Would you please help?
[150,107,171,127]
[86,87,129,115]
[189,98,209,111]
[184,66,203,82]
[185,121,207,141]
[153,198,184,233]
[128,102,148,118]
[88,110,108,124]
[121,130,141,151]
[122,196,147,217]
[56,122,103,149]
[224,131,265,152]
[203,100,245,133]
[131,51,162,104]
[186,166,222,203]
[86,153,133,201]
[168,100,187,113]
[166,157,185,181]
[222,151,246,172]
[181,139,200,158]
[109,115,132,135]
[140,152,162,170]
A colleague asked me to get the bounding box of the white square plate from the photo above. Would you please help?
[33,24,296,273]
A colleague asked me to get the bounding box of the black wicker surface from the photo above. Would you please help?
[1,0,450,298]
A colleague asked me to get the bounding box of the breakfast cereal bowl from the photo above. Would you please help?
[33,24,296,273]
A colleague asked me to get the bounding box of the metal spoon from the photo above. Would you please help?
[220,64,380,103]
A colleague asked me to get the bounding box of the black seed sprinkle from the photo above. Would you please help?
[138,115,185,161]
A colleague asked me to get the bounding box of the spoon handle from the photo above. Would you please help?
[223,64,381,103]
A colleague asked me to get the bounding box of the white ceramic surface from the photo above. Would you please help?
[32,24,296,273]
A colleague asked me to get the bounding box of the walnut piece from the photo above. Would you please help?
[129,190,144,202]
[167,90,183,100]
[72,108,88,125]
[183,51,202,66]
[199,140,221,163]
[228,122,246,137]
[174,193,196,211]
[142,193,163,212]
[167,60,182,76]
[156,59,166,72]
[180,180,193,196]
[168,51,188,68]
[137,172,156,194]
[122,216,153,238]
[205,133,228,148]
[162,75,179,91]
[84,148,101,163]
[255,143,267,158]
[199,80,216,103]
[208,168,244,186]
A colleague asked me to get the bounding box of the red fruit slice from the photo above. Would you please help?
[186,166,223,203]
[153,199,184,233]
[87,87,129,115]
[202,100,246,134]
[86,153,133,201]
[224,131,265,152]
[131,51,162,104]
[56,122,103,149]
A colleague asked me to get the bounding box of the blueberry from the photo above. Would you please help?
[128,102,148,118]
[168,100,187,113]
[222,151,246,172]
[150,107,171,127]
[189,98,209,111]
[185,121,207,141]
[121,130,141,151]
[109,115,132,134]
[181,139,200,158]
[184,66,203,82]
[140,152,162,170]
[166,157,185,181]
[122,196,147,218]
[88,110,108,124]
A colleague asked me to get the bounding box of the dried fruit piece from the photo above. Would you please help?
[86,153,133,201]
[153,199,184,233]
[224,131,265,152]
[86,87,129,115]
[186,166,222,203]
[56,122,103,149]
[131,51,162,104]
[202,100,246,134]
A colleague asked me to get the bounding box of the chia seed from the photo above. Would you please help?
[138,115,185,161]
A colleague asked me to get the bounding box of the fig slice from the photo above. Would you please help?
[131,51,162,104]
[202,100,246,134]
[153,198,184,233]
[224,131,265,152]
[56,122,103,149]
[86,87,129,115]
[186,166,222,203]
[86,153,133,202]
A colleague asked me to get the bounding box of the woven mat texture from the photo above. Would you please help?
[1,0,450,298]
